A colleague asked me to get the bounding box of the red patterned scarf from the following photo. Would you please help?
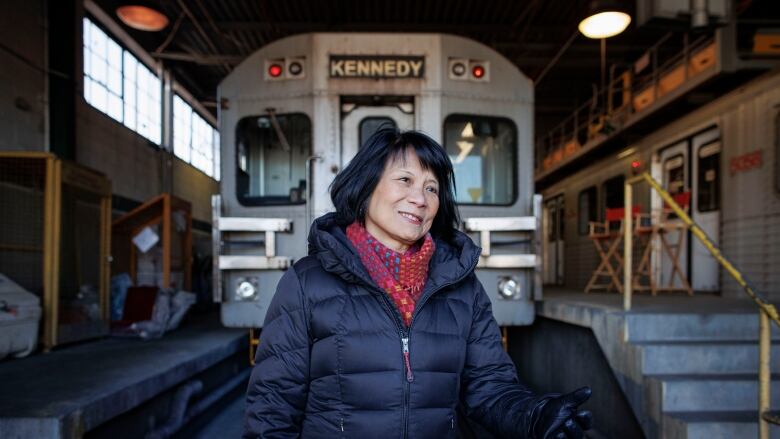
[346,222,435,327]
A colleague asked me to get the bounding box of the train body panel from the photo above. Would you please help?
[215,33,540,328]
[540,70,780,300]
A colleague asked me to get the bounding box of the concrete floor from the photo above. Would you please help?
[543,287,762,314]
[0,312,246,438]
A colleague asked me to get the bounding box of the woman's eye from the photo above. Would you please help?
[426,186,438,194]
[398,177,410,183]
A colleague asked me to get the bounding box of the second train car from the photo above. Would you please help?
[540,69,780,298]
[212,33,542,329]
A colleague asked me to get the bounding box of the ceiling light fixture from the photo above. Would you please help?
[578,2,631,39]
[116,5,169,32]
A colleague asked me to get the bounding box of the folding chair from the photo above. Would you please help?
[656,192,693,295]
[632,211,656,294]
[585,207,639,293]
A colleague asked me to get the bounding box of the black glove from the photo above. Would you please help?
[532,387,593,439]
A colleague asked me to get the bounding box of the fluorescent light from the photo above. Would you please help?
[578,11,631,39]
[461,122,474,138]
[617,147,637,159]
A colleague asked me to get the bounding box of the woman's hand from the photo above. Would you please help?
[534,387,593,439]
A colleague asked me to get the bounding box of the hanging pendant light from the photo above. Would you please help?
[578,1,631,39]
[116,5,169,32]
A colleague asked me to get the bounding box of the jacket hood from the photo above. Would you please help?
[307,212,480,294]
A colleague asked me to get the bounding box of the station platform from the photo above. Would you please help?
[530,288,780,438]
[0,312,247,439]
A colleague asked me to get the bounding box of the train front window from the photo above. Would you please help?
[359,117,396,148]
[235,113,312,206]
[443,115,517,205]
[697,142,720,212]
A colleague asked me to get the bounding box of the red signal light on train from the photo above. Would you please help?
[268,63,283,78]
[631,160,642,173]
[472,65,485,79]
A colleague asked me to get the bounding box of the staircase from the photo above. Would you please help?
[539,294,780,438]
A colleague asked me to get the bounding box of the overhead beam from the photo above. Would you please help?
[153,52,245,65]
[204,21,515,34]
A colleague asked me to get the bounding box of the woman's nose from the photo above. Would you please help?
[406,185,427,206]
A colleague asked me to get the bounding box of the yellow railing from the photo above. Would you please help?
[624,172,780,437]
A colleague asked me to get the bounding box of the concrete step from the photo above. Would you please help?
[662,411,780,439]
[625,312,780,343]
[649,374,780,413]
[639,340,780,375]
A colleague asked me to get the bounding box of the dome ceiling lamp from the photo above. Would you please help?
[116,5,169,32]
[578,1,632,90]
[578,4,632,39]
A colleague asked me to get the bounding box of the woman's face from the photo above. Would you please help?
[364,148,440,253]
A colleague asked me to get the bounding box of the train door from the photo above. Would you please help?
[691,128,721,291]
[543,194,565,285]
[341,99,415,165]
[658,141,689,289]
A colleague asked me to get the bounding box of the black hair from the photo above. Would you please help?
[329,127,460,242]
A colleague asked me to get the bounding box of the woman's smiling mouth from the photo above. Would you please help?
[399,211,423,224]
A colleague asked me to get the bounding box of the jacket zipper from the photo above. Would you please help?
[401,337,413,382]
[361,251,479,439]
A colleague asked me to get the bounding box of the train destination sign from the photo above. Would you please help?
[329,55,425,79]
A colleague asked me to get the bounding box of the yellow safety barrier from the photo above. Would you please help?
[249,329,260,366]
[624,172,780,436]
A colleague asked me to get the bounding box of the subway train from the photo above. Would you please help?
[539,69,780,298]
[212,33,542,329]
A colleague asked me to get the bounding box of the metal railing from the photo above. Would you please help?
[535,32,715,175]
[624,172,780,437]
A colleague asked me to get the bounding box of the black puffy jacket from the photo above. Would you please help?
[244,213,539,438]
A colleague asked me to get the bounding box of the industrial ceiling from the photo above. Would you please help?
[92,0,776,138]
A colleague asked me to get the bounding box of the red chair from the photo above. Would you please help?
[585,206,641,294]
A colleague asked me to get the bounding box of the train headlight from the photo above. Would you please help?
[448,58,469,81]
[452,62,466,76]
[235,277,259,301]
[287,58,305,78]
[497,276,522,299]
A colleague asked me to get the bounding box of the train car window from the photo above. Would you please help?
[359,117,396,148]
[776,112,780,194]
[601,175,625,212]
[697,142,720,212]
[664,154,685,219]
[664,155,686,194]
[578,186,598,235]
[443,114,517,205]
[235,113,312,206]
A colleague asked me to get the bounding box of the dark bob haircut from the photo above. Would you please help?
[330,127,460,242]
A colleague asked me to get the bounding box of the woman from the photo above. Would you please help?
[244,128,592,438]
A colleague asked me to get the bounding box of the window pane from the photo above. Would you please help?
[603,175,625,209]
[664,155,686,194]
[236,114,312,205]
[173,95,192,162]
[443,115,517,205]
[697,143,720,212]
[359,117,396,148]
[578,187,597,235]
[214,131,221,181]
[776,113,780,193]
